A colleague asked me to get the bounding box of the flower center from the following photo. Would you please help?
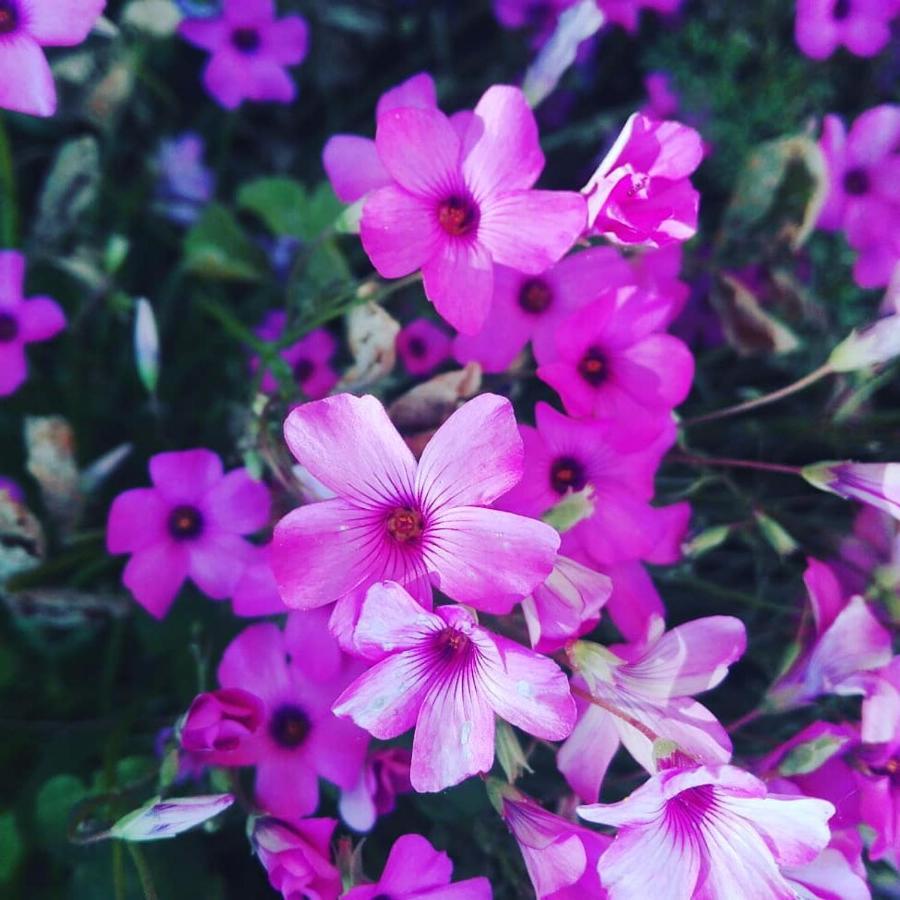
[833,0,851,19]
[550,456,587,495]
[0,1,19,35]
[231,27,261,53]
[577,346,608,386]
[386,507,424,543]
[437,195,479,237]
[435,627,470,659]
[293,358,314,383]
[167,504,204,541]
[843,168,869,196]
[518,278,553,315]
[667,784,717,824]
[269,704,311,749]
[407,336,427,358]
[0,311,18,343]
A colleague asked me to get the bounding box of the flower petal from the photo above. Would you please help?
[558,704,621,802]
[255,753,320,819]
[352,581,443,657]
[188,532,253,599]
[0,34,55,117]
[0,251,25,298]
[323,135,390,204]
[375,72,438,119]
[378,834,453,894]
[361,185,441,278]
[202,469,270,533]
[217,622,291,703]
[123,542,189,619]
[18,297,65,342]
[106,488,168,554]
[421,239,494,335]
[149,449,224,505]
[23,0,106,46]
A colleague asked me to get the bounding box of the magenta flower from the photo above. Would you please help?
[0,251,66,396]
[179,688,266,767]
[252,312,338,399]
[344,833,491,900]
[218,612,368,818]
[231,544,289,618]
[535,286,694,423]
[179,0,309,110]
[582,113,703,248]
[359,85,586,334]
[271,393,560,625]
[559,618,745,802]
[338,746,412,833]
[579,763,835,899]
[251,815,341,900]
[0,0,105,117]
[332,581,576,793]
[396,318,452,376]
[598,0,684,32]
[106,449,270,618]
[492,0,577,47]
[453,247,633,374]
[641,72,680,120]
[795,0,898,60]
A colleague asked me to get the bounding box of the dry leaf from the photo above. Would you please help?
[713,273,800,357]
[0,493,45,585]
[25,416,84,536]
[338,302,400,390]
[2,588,129,629]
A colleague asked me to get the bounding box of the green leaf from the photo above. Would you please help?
[495,721,532,784]
[779,734,851,776]
[35,774,90,849]
[237,179,342,241]
[183,204,267,281]
[33,137,101,245]
[0,811,22,881]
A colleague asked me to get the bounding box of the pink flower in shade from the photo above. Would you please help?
[396,318,452,376]
[578,763,835,900]
[343,833,491,900]
[271,392,560,633]
[332,582,576,793]
[106,449,270,619]
[795,0,898,60]
[641,72,680,121]
[338,746,412,833]
[178,0,309,110]
[252,312,338,399]
[0,0,105,117]
[359,85,587,334]
[218,611,368,818]
[558,618,745,802]
[231,545,289,618]
[521,555,613,653]
[323,72,439,206]
[179,688,266,766]
[0,250,66,396]
[582,113,703,248]
[0,476,23,503]
[251,815,341,900]
[453,247,634,374]
[501,791,610,899]
[492,0,578,48]
[535,286,694,424]
[597,0,684,32]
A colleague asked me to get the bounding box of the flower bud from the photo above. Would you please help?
[110,794,233,841]
[829,315,900,372]
[179,688,265,766]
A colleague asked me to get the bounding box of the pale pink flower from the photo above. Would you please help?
[805,460,900,522]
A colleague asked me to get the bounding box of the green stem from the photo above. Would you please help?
[127,844,159,900]
[113,841,126,900]
[0,113,18,246]
[670,452,802,477]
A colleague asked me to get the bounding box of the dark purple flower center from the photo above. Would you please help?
[666,784,717,827]
[435,627,470,660]
[0,1,19,35]
[437,196,479,237]
[518,278,553,315]
[577,346,608,386]
[833,0,851,19]
[231,27,261,53]
[550,456,587,494]
[386,507,424,543]
[269,704,310,749]
[0,312,18,343]
[843,167,869,196]
[167,504,204,540]
[293,358,314,383]
[371,895,392,900]
[407,336,427,358]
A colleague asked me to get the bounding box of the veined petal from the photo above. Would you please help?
[361,185,441,278]
[352,581,443,657]
[558,704,621,802]
[421,239,494,335]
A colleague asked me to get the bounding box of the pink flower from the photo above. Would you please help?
[343,833,491,899]
[360,85,586,334]
[0,251,66,396]
[179,0,309,110]
[501,791,610,898]
[231,544,289,617]
[795,0,898,60]
[338,746,412,833]
[271,393,560,629]
[323,72,439,205]
[582,113,703,248]
[535,286,693,423]
[396,318,452,376]
[218,611,368,818]
[597,0,684,32]
[0,0,105,117]
[641,72,680,120]
[179,688,266,766]
[453,247,634,374]
[252,312,338,399]
[578,763,835,899]
[559,617,745,802]
[493,0,578,48]
[251,815,341,900]
[106,449,270,618]
[332,581,576,792]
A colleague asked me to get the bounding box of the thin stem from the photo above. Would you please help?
[113,842,127,900]
[0,113,18,246]
[570,685,661,743]
[727,707,763,734]
[683,363,833,427]
[127,844,159,900]
[670,452,802,477]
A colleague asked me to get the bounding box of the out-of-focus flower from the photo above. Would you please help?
[493,0,579,49]
[332,581,575,793]
[396,319,452,376]
[641,72,679,120]
[829,313,900,372]
[218,611,369,818]
[832,505,900,598]
[453,246,633,374]
[578,763,834,898]
[179,688,265,766]
[0,476,24,503]
[0,0,106,117]
[359,85,586,334]
[583,113,703,248]
[154,132,215,226]
[804,461,900,522]
[251,815,341,900]
[271,393,560,639]
[179,0,309,110]
[559,618,745,801]
[133,298,160,395]
[106,449,270,618]
[795,0,898,61]
[597,0,683,32]
[0,250,66,396]
[110,794,234,841]
[343,833,491,899]
[338,746,412,833]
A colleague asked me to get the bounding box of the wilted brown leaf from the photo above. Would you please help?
[25,417,84,536]
[712,273,800,357]
[338,302,401,390]
[0,493,45,585]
